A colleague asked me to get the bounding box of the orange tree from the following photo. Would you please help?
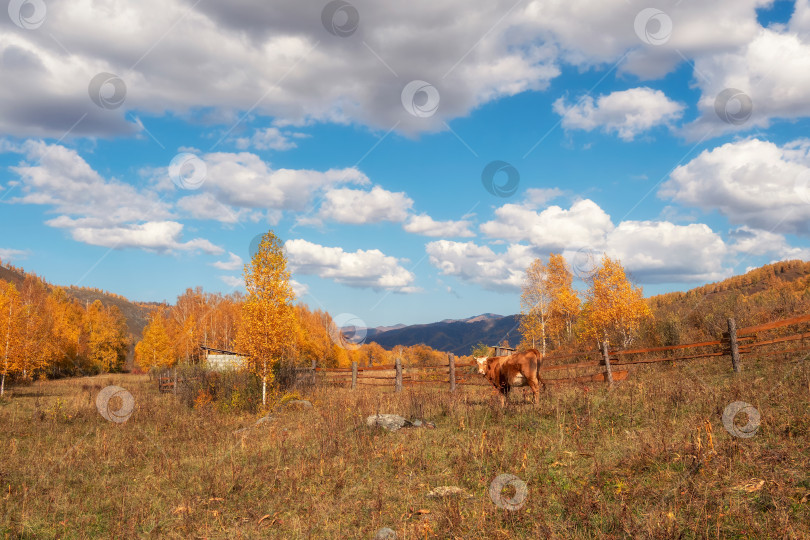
[135,309,176,370]
[236,231,297,406]
[578,254,651,350]
[85,300,129,372]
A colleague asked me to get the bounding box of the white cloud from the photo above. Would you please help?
[553,88,684,140]
[234,127,304,151]
[9,141,170,225]
[0,0,778,140]
[290,279,309,298]
[285,239,417,292]
[467,197,735,286]
[0,248,28,262]
[403,214,475,237]
[5,141,224,254]
[660,138,810,234]
[524,188,564,207]
[312,186,413,225]
[220,275,244,289]
[425,240,536,292]
[480,199,614,250]
[177,192,245,224]
[729,226,810,260]
[605,220,729,283]
[212,252,243,271]
[683,24,810,138]
[62,221,223,254]
[200,151,369,212]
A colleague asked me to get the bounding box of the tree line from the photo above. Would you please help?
[518,255,810,355]
[0,269,129,395]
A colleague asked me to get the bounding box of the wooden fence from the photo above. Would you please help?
[156,369,200,394]
[309,313,810,392]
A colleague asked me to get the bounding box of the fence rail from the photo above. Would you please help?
[159,312,810,395]
[304,311,810,394]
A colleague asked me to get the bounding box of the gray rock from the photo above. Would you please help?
[286,399,313,408]
[366,414,410,432]
[366,414,436,432]
[374,527,397,539]
[254,415,274,426]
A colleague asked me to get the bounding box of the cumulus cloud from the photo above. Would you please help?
[466,198,734,287]
[605,220,729,283]
[200,151,369,212]
[63,221,223,254]
[729,226,810,260]
[553,88,685,140]
[480,199,614,250]
[211,252,244,271]
[403,214,475,237]
[311,186,413,225]
[659,138,810,235]
[4,141,222,254]
[177,192,246,224]
[425,240,536,291]
[0,0,772,139]
[285,239,417,292]
[9,140,170,225]
[683,22,810,138]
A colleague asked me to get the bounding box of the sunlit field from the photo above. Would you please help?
[1,352,808,539]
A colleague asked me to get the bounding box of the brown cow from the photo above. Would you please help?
[475,349,544,407]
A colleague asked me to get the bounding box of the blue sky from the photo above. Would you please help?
[2,0,810,327]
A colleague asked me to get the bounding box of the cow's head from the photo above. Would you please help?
[475,356,489,375]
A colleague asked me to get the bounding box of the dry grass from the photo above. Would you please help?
[1,353,809,539]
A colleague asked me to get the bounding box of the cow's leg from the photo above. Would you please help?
[528,377,540,408]
[500,386,508,408]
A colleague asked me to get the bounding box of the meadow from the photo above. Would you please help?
[1,352,808,539]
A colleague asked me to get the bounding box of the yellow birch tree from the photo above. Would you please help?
[520,258,551,354]
[235,231,296,406]
[0,281,23,395]
[546,253,581,344]
[578,254,651,349]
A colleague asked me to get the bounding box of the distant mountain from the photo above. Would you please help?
[361,323,407,341]
[368,313,520,356]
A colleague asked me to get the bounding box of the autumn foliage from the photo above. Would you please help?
[0,263,130,394]
[235,231,297,405]
[577,254,652,349]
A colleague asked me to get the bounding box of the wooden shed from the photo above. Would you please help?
[492,345,516,357]
[200,346,247,371]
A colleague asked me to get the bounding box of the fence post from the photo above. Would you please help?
[727,318,741,373]
[311,358,317,386]
[395,356,403,393]
[351,361,358,390]
[601,340,614,386]
[448,353,456,393]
